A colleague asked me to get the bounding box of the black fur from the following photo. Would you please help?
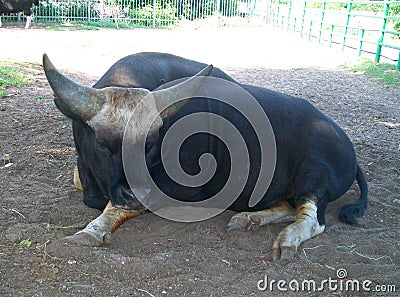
[0,0,38,28]
[0,0,38,16]
[53,52,368,226]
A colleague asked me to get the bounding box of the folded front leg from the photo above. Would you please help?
[61,201,146,246]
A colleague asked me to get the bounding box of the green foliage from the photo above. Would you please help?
[308,3,321,9]
[390,5,400,36]
[0,64,32,97]
[218,0,236,17]
[34,0,221,26]
[395,22,400,33]
[351,2,400,36]
[352,3,381,13]
[179,0,215,20]
[18,239,32,248]
[307,2,346,10]
[271,0,289,4]
[130,2,176,26]
[352,59,400,87]
[36,0,95,20]
[325,3,347,10]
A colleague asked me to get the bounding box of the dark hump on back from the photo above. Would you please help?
[93,52,237,90]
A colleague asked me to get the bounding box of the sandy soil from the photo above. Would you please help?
[0,23,399,296]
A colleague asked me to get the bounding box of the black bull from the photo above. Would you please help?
[43,52,368,262]
[0,0,39,28]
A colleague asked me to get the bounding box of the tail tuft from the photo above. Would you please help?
[339,164,368,226]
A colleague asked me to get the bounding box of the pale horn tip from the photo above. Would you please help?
[201,64,213,76]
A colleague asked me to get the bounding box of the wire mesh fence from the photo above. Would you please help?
[1,0,269,27]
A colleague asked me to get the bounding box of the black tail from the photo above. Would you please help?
[339,164,368,226]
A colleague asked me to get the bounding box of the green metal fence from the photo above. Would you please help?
[1,0,268,28]
[268,0,400,69]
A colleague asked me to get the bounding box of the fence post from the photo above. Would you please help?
[397,51,400,70]
[287,0,293,31]
[88,0,91,23]
[152,0,157,28]
[342,0,353,51]
[300,0,307,37]
[329,24,334,47]
[375,0,390,63]
[271,0,276,25]
[276,0,281,27]
[266,0,271,24]
[358,28,365,56]
[318,0,326,44]
[270,0,275,25]
[216,0,221,20]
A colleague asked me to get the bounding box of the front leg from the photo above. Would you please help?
[272,195,325,263]
[61,202,146,246]
[25,15,32,29]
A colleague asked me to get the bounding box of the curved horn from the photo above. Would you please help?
[154,64,213,120]
[43,54,105,120]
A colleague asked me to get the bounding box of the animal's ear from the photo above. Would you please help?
[153,64,213,120]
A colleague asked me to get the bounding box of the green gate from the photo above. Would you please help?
[268,0,400,70]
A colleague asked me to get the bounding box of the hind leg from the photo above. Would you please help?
[272,194,326,262]
[272,159,332,262]
[227,201,296,231]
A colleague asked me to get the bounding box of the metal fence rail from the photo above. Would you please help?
[1,0,268,27]
[268,0,400,69]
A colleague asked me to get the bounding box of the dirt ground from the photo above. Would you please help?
[0,23,399,296]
